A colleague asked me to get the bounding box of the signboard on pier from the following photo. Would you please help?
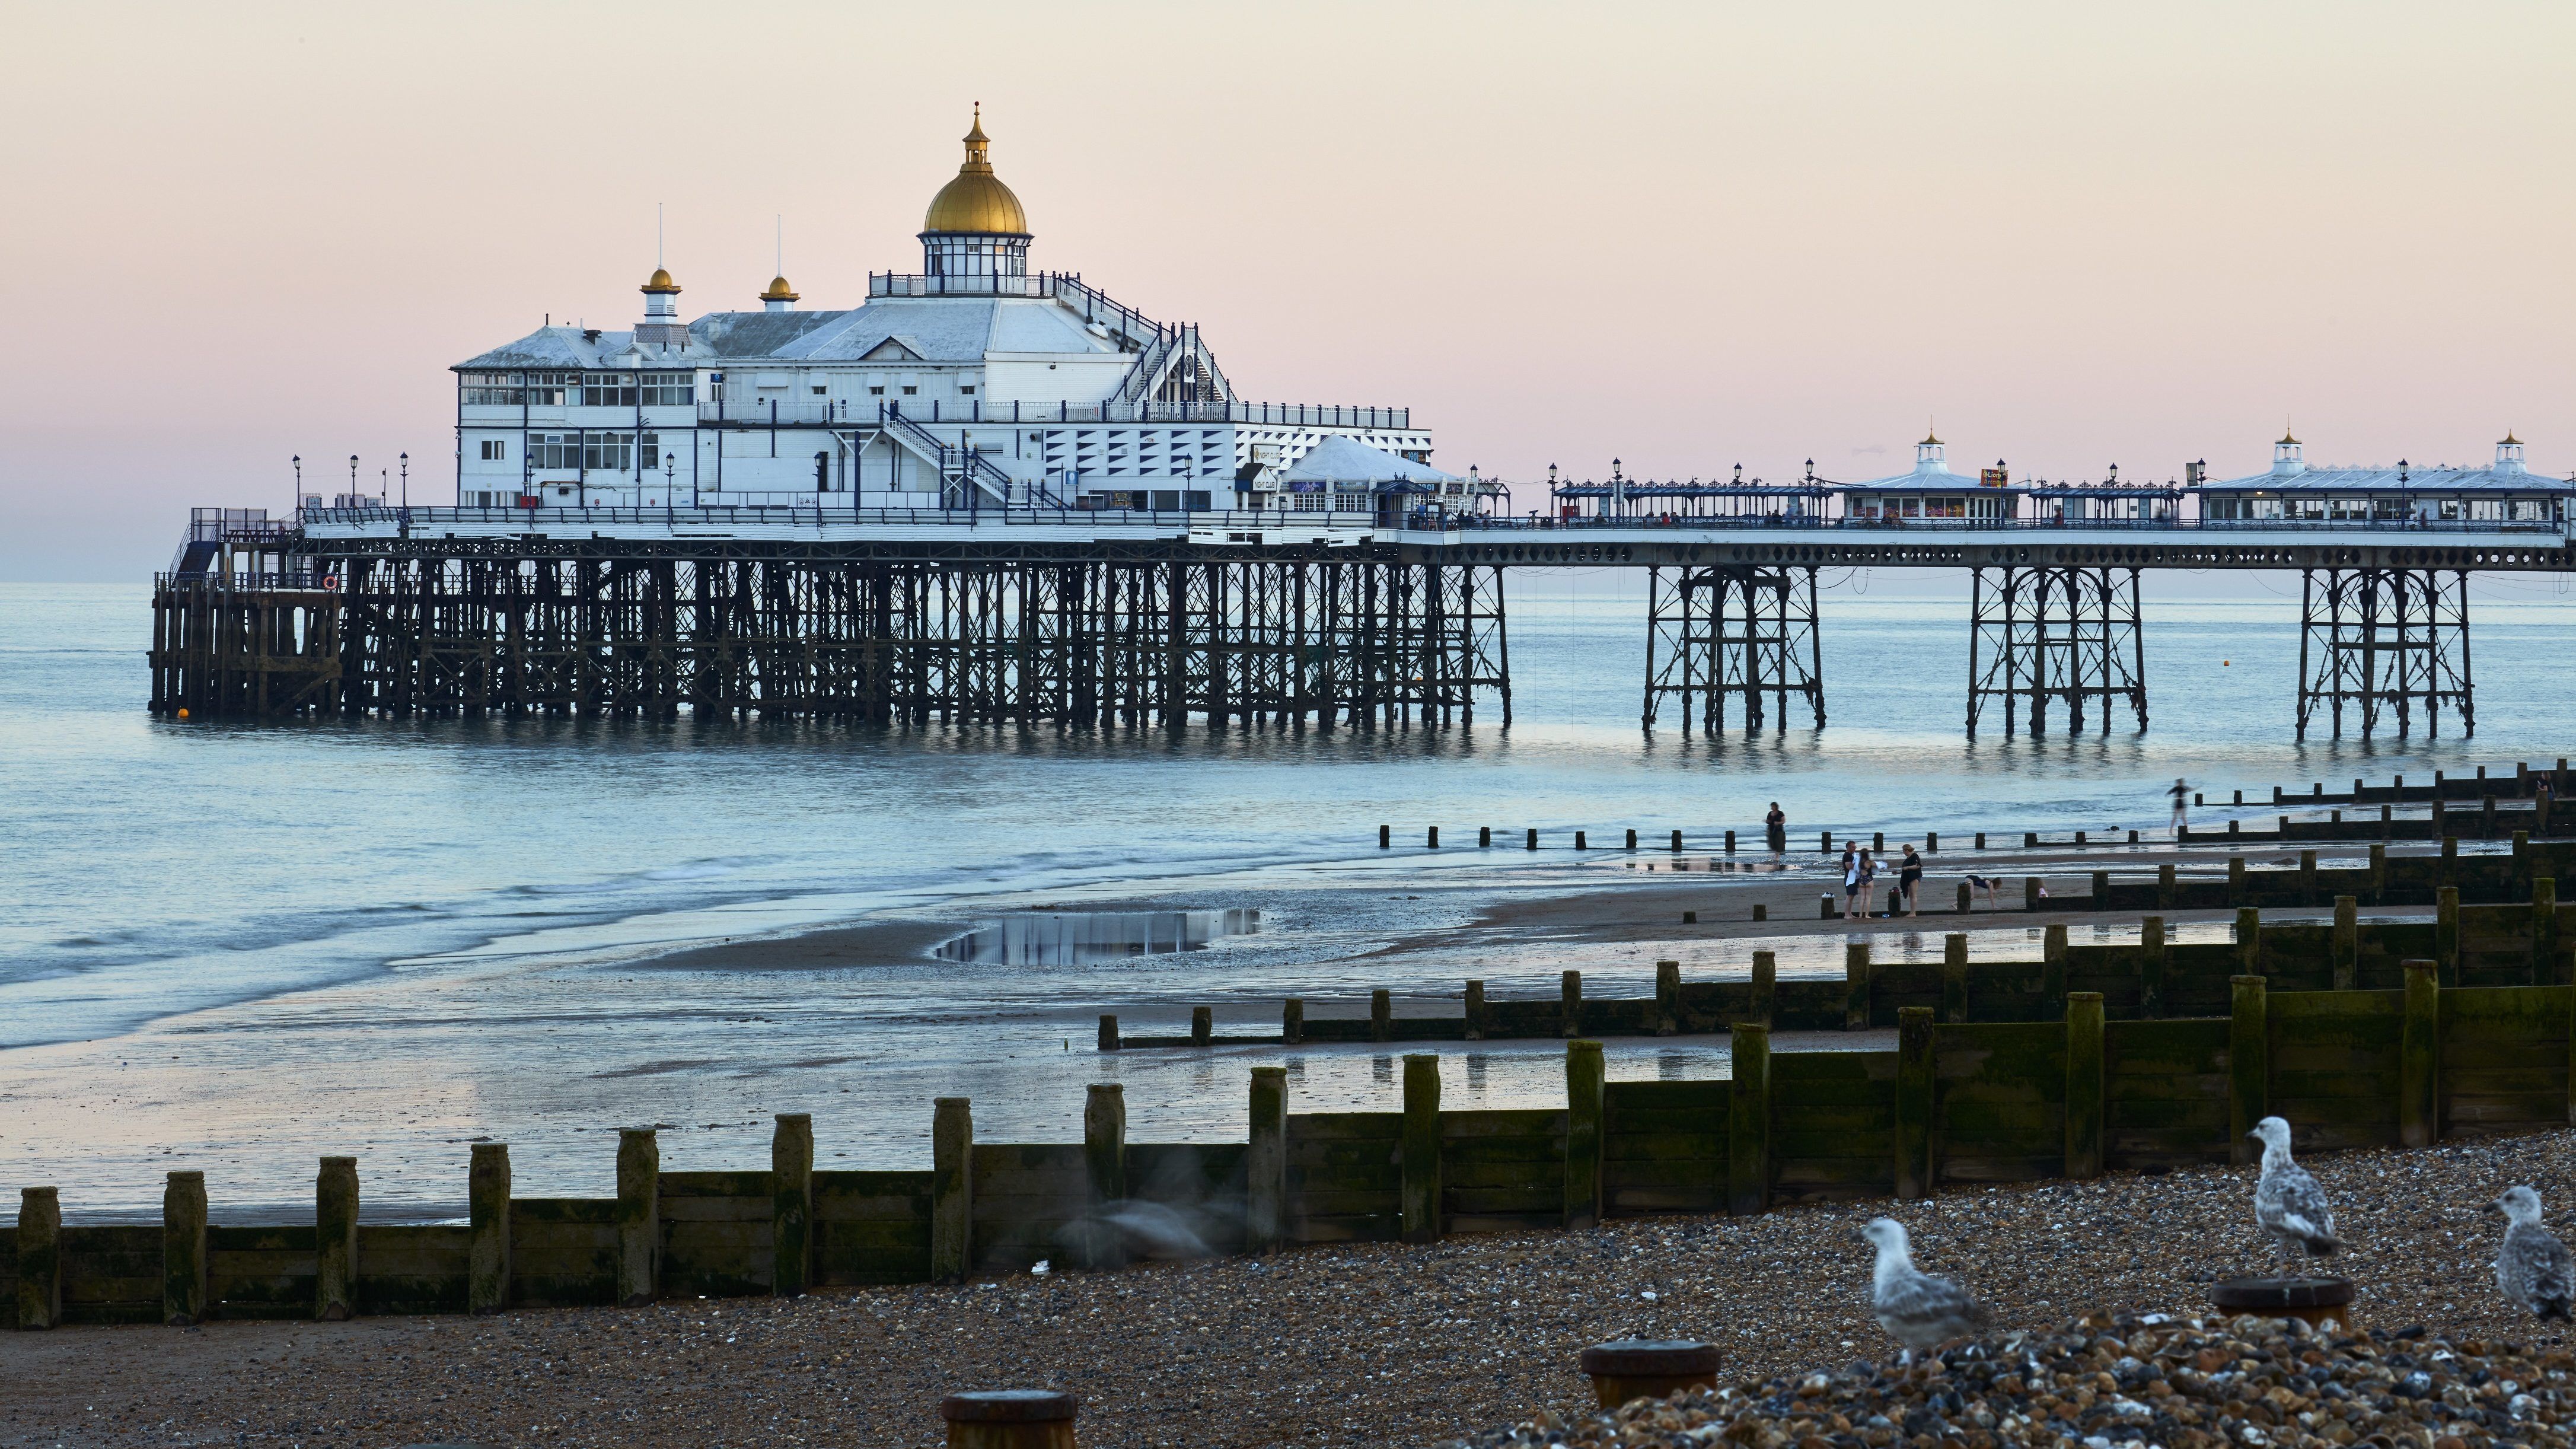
[1979,468,2009,488]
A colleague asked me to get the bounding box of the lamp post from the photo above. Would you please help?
[292,455,302,519]
[400,452,409,509]
[666,453,677,510]
[348,454,358,508]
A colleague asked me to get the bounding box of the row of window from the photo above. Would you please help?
[460,371,694,407]
[472,433,664,471]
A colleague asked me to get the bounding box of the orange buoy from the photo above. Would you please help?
[176,707,190,719]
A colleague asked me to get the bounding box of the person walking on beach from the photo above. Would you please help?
[1765,802,1787,854]
[1841,845,1861,918]
[1857,848,1879,918]
[2169,778,2190,832]
[1898,843,1923,917]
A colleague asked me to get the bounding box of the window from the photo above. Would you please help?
[811,384,827,396]
[869,386,885,396]
[959,385,975,396]
[523,371,569,406]
[581,373,637,407]
[902,386,918,396]
[479,440,505,461]
[581,435,632,472]
[639,372,693,406]
[528,433,576,470]
[461,372,523,406]
[639,434,661,470]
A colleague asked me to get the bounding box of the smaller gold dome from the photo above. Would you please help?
[923,103,1029,236]
[2501,430,2523,446]
[642,267,680,294]
[761,275,799,302]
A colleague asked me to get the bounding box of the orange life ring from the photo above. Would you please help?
[321,574,340,591]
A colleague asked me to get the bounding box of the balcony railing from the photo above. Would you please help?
[696,397,1413,429]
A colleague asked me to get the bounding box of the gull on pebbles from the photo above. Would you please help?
[2489,1185,2574,1321]
[1860,1218,1991,1362]
[2249,1116,2342,1265]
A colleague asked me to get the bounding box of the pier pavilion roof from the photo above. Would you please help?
[456,295,1121,374]
[1280,435,1456,485]
[2205,462,2573,494]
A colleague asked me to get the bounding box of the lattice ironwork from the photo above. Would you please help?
[1966,566,2147,737]
[2296,568,2472,738]
[1640,565,1824,734]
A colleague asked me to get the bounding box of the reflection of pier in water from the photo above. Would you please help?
[935,908,1259,967]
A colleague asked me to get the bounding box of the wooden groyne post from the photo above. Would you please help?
[1563,1040,1603,1230]
[773,1113,814,1296]
[616,1128,659,1307]
[316,1155,359,1320]
[1246,1067,1286,1253]
[1401,1055,1442,1244]
[162,1171,207,1327]
[468,1143,510,1314]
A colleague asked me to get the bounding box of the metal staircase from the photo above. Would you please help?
[879,405,1064,508]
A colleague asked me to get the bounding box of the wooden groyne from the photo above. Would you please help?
[12,961,2576,1328]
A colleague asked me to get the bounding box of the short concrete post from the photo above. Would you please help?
[2065,992,2105,1181]
[1654,959,1680,1036]
[467,1143,510,1314]
[17,1187,61,1329]
[2401,959,2440,1148]
[2437,886,2461,987]
[616,1128,659,1307]
[315,1156,358,1321]
[1895,1007,1934,1199]
[2534,878,2561,986]
[772,1113,813,1297]
[2236,906,2262,976]
[1098,1014,1120,1052]
[2157,862,2176,910]
[1563,1040,1604,1229]
[1282,998,1304,1043]
[1560,969,1583,1038]
[1082,1085,1126,1269]
[1400,1055,1442,1244]
[1191,1006,1212,1046]
[2230,975,2268,1164]
[1464,979,1486,1040]
[1749,950,1776,1028]
[2140,916,2167,1017]
[1843,942,1872,1030]
[1726,1024,1770,1216]
[930,1098,973,1284]
[2332,897,2358,991]
[2041,922,2068,1004]
[1941,934,1969,1024]
[163,1171,208,1326]
[1370,988,1392,1042]
[1246,1067,1286,1253]
[1956,880,1971,915]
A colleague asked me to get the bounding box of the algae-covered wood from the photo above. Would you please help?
[2440,985,2572,1137]
[357,1224,471,1314]
[1603,1081,1727,1214]
[815,1169,931,1286]
[1936,1024,2064,1183]
[59,1224,163,1325]
[1287,1112,1401,1243]
[2104,1018,2231,1168]
[2268,989,2403,1149]
[659,1174,773,1298]
[1771,1052,1896,1200]
[510,1199,618,1309]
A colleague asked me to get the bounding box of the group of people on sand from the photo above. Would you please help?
[1835,840,1925,918]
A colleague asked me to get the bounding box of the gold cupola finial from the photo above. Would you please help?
[2279,416,2298,446]
[2502,429,2523,446]
[923,102,1029,235]
[1921,418,1941,447]
[642,267,679,295]
[761,275,798,302]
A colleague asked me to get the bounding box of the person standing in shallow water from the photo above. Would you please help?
[1765,802,1787,854]
[2169,777,2190,832]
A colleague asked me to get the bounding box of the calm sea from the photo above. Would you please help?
[4,571,2570,1212]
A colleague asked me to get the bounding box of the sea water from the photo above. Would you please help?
[4,571,2571,1214]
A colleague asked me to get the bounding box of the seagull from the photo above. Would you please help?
[2489,1186,2574,1320]
[2248,1116,2342,1263]
[1861,1218,1991,1361]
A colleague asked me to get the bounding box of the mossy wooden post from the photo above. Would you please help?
[772,1113,814,1297]
[2332,897,2359,991]
[2229,975,2268,1164]
[1726,1024,1770,1216]
[930,1098,973,1284]
[1082,1084,1126,1269]
[2025,876,2042,912]
[1096,1014,1120,1052]
[162,1170,208,1326]
[1191,1005,1213,1046]
[1654,960,1681,1036]
[1940,934,1969,1024]
[1283,998,1304,1043]
[467,1143,510,1314]
[1464,980,1487,1040]
[1844,942,1873,1030]
[2064,993,2105,1181]
[2441,834,2459,890]
[2228,855,2246,905]
[1370,989,1392,1043]
[2515,829,2532,893]
[2436,887,2462,988]
[2236,907,2262,977]
[1246,1067,1287,1253]
[17,1186,60,1329]
[1749,950,1777,1028]
[1560,970,1583,1038]
[2140,916,2167,1017]
[2299,850,2317,899]
[315,1155,358,1321]
[2400,959,2440,1148]
[2040,923,2068,1005]
[2370,843,2387,903]
[1563,1040,1605,1230]
[2157,862,2177,910]
[1895,1008,1934,1199]
[2091,871,2109,912]
[615,1128,659,1308]
[1955,881,1971,915]
[1400,1055,1443,1244]
[2533,878,2559,986]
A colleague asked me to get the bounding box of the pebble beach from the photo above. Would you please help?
[11,1126,2576,1448]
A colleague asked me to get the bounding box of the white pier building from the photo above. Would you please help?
[447,110,1465,518]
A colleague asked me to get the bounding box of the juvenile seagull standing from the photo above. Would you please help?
[1861,1218,1991,1361]
[2248,1116,2342,1263]
[2490,1185,2574,1320]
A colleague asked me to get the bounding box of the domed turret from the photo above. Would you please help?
[761,275,799,313]
[920,104,1031,283]
[637,266,686,347]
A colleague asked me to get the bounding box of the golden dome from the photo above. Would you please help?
[642,267,680,294]
[922,104,1029,235]
[761,275,799,302]
[2501,430,2523,446]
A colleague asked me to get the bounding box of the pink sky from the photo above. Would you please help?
[2,2,2569,580]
